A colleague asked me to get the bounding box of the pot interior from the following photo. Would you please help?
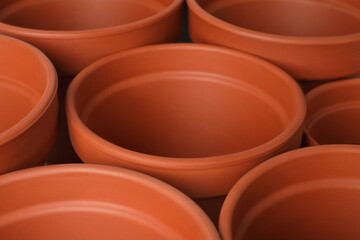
[0,37,48,134]
[197,0,360,37]
[0,0,173,31]
[74,47,300,158]
[306,79,360,145]
[0,166,216,239]
[226,149,360,239]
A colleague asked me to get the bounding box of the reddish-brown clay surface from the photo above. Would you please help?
[305,78,360,145]
[0,164,220,239]
[0,0,183,76]
[66,43,306,198]
[187,0,360,80]
[219,145,360,240]
[0,34,58,174]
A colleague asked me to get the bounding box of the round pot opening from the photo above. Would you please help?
[197,0,360,37]
[0,164,219,239]
[220,145,360,240]
[0,35,56,141]
[0,0,176,31]
[69,44,304,159]
[305,78,360,145]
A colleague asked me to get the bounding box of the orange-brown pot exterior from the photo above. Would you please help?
[66,44,306,198]
[0,97,58,173]
[0,35,58,174]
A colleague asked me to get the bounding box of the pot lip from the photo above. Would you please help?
[0,0,182,39]
[66,43,306,170]
[0,164,220,239]
[0,35,57,147]
[218,144,360,239]
[187,0,360,45]
[304,77,360,145]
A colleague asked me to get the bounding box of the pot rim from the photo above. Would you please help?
[66,43,306,170]
[0,35,57,147]
[0,164,220,239]
[219,144,360,239]
[304,77,360,145]
[0,0,183,39]
[187,0,360,45]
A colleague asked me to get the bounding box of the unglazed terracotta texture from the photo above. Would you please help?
[0,164,220,239]
[0,0,183,76]
[66,43,306,198]
[304,78,360,145]
[187,0,360,80]
[0,34,58,174]
[219,145,360,240]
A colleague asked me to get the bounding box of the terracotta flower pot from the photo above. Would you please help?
[219,145,360,240]
[187,0,360,80]
[0,0,183,76]
[304,78,360,146]
[0,164,220,239]
[0,35,58,174]
[66,43,306,198]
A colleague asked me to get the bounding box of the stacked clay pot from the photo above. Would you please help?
[65,43,306,222]
[188,0,360,90]
[0,164,220,239]
[220,145,360,240]
[0,35,58,174]
[305,78,360,146]
[0,0,183,76]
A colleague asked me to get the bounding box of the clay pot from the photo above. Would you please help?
[304,78,360,146]
[0,164,219,239]
[0,0,183,76]
[0,35,58,174]
[219,145,360,240]
[66,43,305,198]
[187,0,360,80]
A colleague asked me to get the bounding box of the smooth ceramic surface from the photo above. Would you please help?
[0,34,58,174]
[0,164,220,239]
[188,0,360,80]
[66,43,306,198]
[305,78,360,145]
[0,0,183,76]
[220,145,360,240]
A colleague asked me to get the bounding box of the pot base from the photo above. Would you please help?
[81,71,287,158]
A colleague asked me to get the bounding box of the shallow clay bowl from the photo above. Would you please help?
[0,164,220,239]
[66,43,306,198]
[188,0,360,80]
[0,0,183,76]
[304,78,360,145]
[0,34,58,174]
[219,145,360,240]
